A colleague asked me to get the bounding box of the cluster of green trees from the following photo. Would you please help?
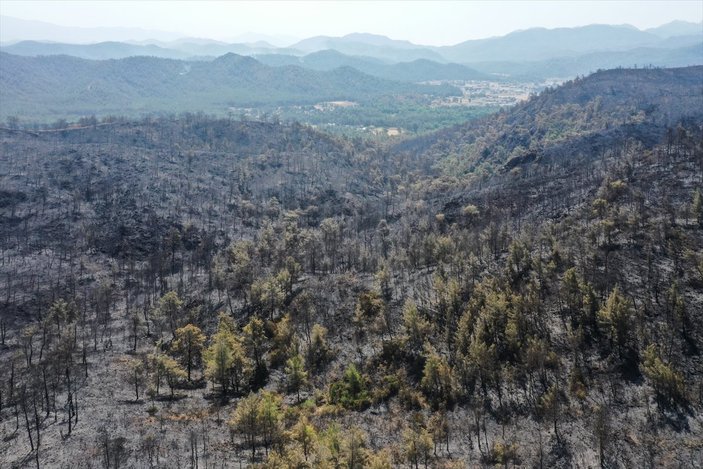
[278,98,496,135]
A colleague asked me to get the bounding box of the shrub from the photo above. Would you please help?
[329,364,370,410]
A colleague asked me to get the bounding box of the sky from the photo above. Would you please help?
[1,0,702,46]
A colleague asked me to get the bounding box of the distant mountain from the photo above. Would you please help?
[657,34,703,49]
[386,59,490,82]
[0,15,183,44]
[0,39,303,62]
[256,49,489,82]
[294,33,421,52]
[254,53,303,67]
[0,52,459,120]
[291,33,446,62]
[440,24,666,63]
[470,43,703,80]
[301,49,388,70]
[227,32,299,48]
[288,25,702,66]
[646,20,702,39]
[161,41,286,58]
[3,18,702,84]
[1,40,193,60]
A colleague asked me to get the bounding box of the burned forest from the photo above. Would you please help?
[0,63,702,469]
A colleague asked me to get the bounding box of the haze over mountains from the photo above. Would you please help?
[0,15,185,44]
[2,15,701,82]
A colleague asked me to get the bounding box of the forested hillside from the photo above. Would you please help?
[0,52,459,121]
[0,67,702,468]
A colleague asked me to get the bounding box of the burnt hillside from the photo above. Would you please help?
[0,67,701,468]
[395,66,703,176]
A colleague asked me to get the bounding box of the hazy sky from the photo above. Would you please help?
[2,0,702,45]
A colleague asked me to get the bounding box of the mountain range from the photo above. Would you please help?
[2,17,701,81]
[254,50,490,82]
[437,24,698,62]
[468,42,703,80]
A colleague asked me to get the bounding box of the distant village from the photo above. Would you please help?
[429,79,563,107]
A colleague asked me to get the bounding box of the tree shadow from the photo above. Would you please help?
[118,398,146,405]
[178,378,207,390]
[152,393,188,402]
[203,390,236,405]
[656,398,693,432]
[546,435,573,468]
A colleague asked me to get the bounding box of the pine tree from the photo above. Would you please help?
[204,314,251,396]
[403,424,433,469]
[306,324,331,372]
[597,286,633,353]
[640,344,686,406]
[561,267,582,319]
[150,353,186,398]
[125,358,146,401]
[258,391,284,456]
[540,384,561,442]
[290,415,317,461]
[270,314,297,367]
[229,392,261,460]
[171,324,206,381]
[420,346,455,408]
[343,427,368,469]
[155,291,183,339]
[285,354,308,403]
[402,299,432,355]
[243,315,268,389]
